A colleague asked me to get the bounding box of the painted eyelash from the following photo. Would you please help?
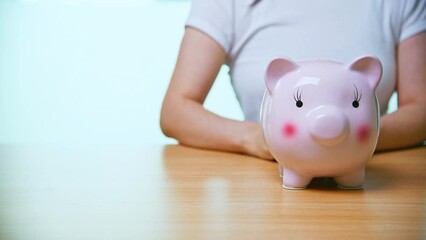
[352,85,362,108]
[353,85,362,102]
[293,89,303,108]
[293,88,302,102]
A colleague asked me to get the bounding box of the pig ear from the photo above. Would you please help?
[265,57,299,94]
[347,55,382,90]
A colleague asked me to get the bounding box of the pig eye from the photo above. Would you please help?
[352,100,359,108]
[293,89,303,108]
[353,85,362,108]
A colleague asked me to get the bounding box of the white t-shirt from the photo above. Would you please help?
[186,0,426,122]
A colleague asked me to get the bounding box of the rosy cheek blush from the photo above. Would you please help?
[357,124,371,143]
[282,123,297,138]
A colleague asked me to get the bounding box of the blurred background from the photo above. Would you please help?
[0,0,244,144]
[0,0,398,145]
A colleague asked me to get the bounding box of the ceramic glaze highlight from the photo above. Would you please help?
[261,56,382,190]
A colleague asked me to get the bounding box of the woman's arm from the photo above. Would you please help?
[376,32,426,151]
[160,27,273,159]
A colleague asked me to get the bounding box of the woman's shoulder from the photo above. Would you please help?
[381,0,426,42]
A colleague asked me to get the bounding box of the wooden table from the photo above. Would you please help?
[0,144,425,240]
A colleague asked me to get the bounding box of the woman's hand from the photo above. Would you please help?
[242,123,274,160]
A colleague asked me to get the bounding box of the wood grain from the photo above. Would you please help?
[0,144,425,240]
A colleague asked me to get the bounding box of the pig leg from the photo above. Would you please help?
[278,164,283,177]
[334,168,365,190]
[282,168,312,190]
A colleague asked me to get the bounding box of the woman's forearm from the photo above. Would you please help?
[160,92,259,155]
[376,103,426,151]
[160,27,273,159]
[378,32,426,151]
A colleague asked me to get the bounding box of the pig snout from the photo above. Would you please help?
[307,106,349,146]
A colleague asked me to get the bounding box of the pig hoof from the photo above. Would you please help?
[282,184,307,190]
[337,185,363,190]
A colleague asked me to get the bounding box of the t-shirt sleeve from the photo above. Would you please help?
[185,0,234,53]
[399,0,426,42]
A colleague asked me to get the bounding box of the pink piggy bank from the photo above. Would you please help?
[261,56,382,190]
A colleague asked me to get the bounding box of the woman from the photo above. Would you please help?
[160,0,426,159]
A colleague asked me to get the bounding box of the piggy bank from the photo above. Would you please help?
[261,56,382,190]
